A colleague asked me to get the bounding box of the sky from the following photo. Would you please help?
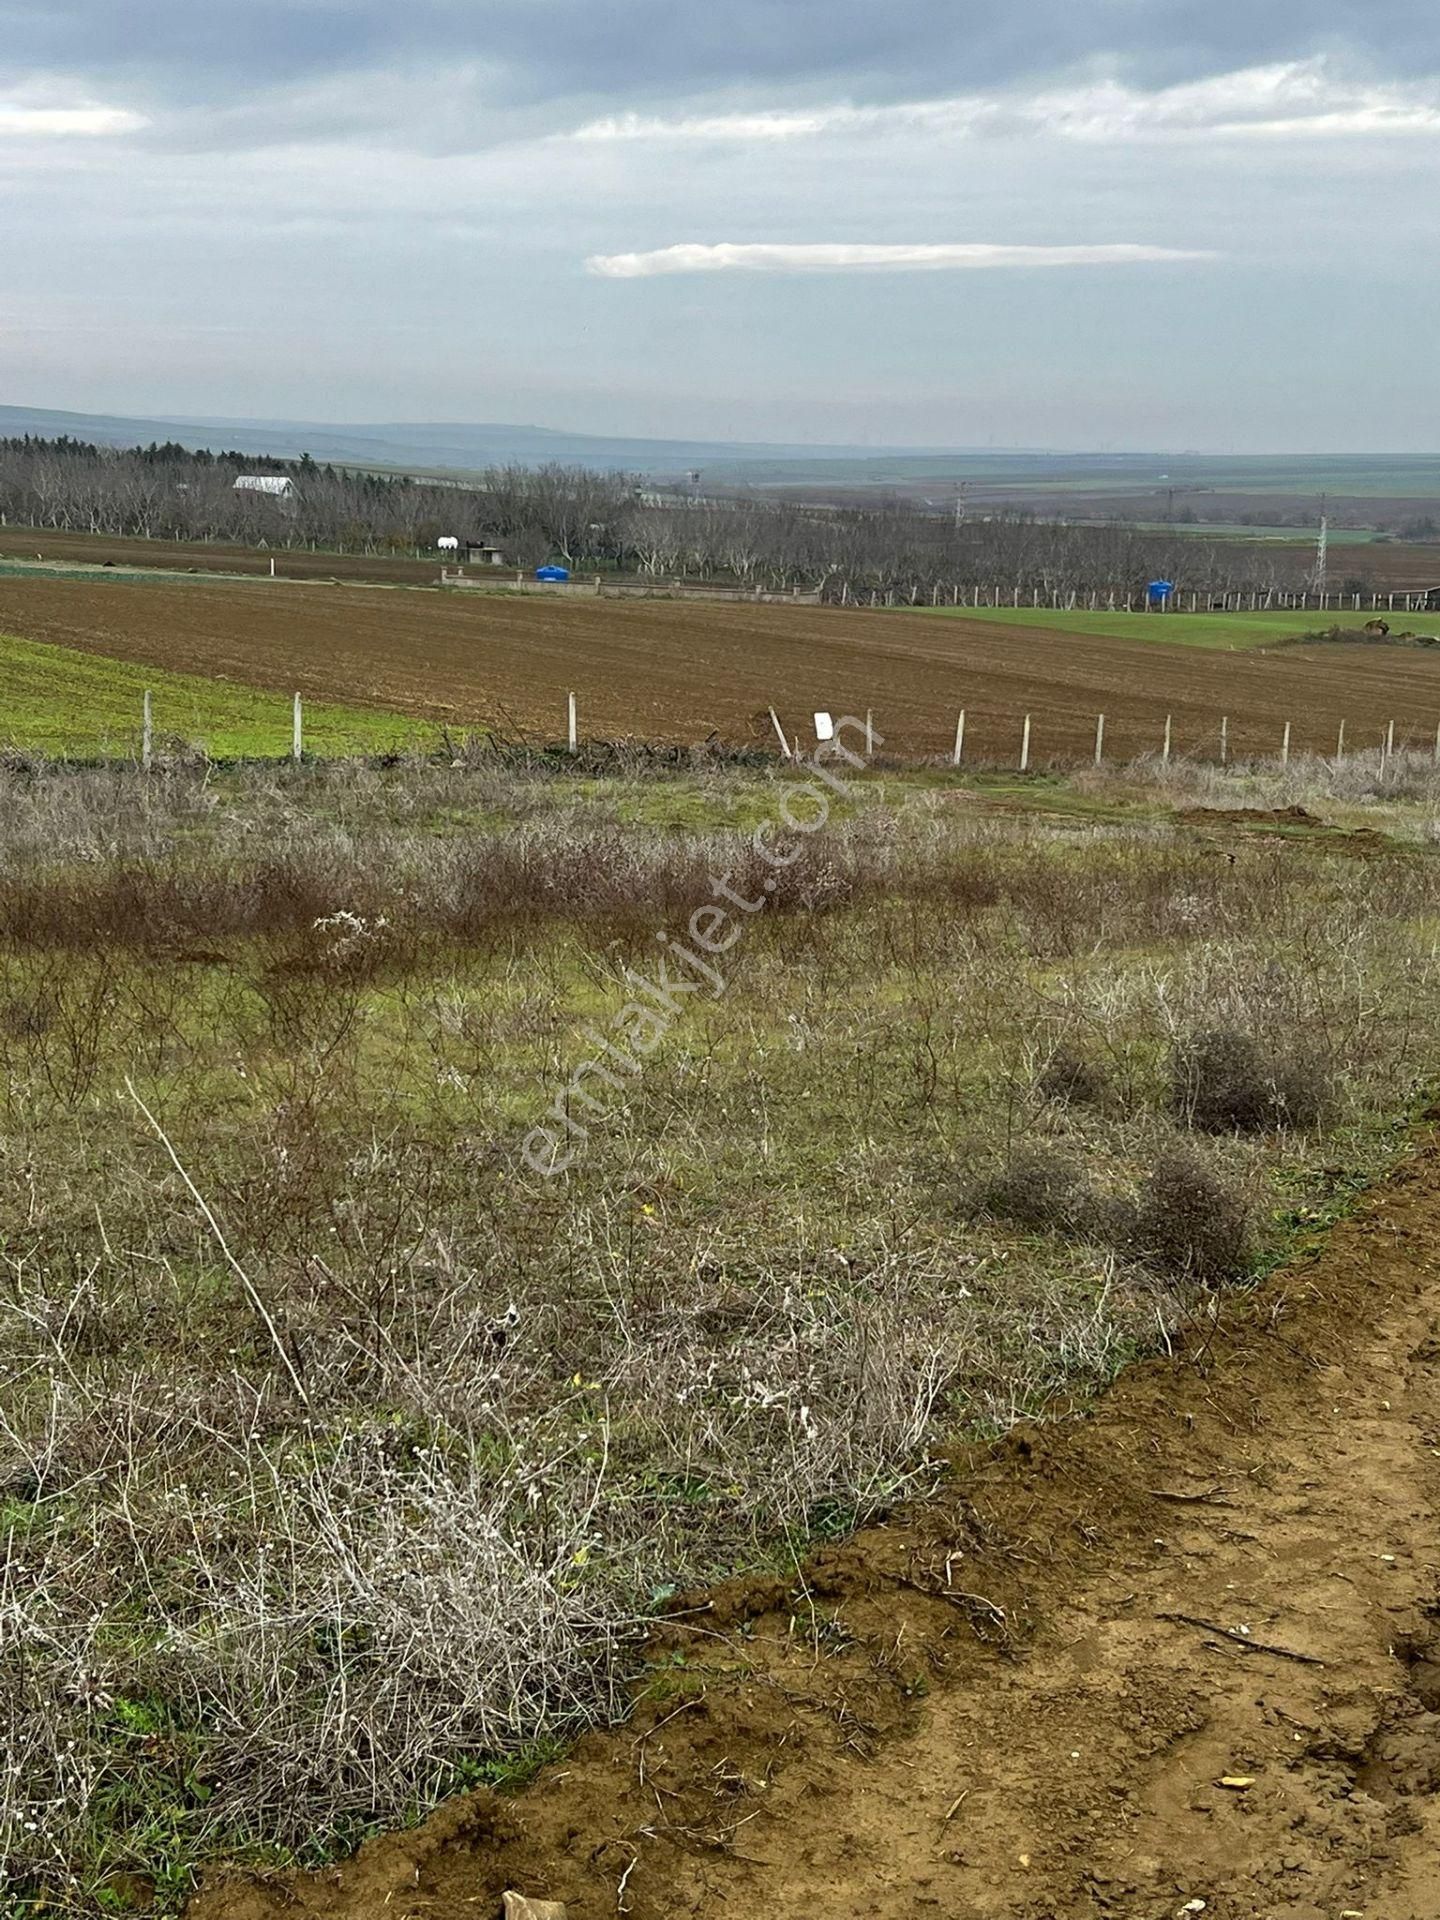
[1,1,1438,451]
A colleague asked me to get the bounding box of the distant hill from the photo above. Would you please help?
[7,407,1440,504]
[0,404,938,480]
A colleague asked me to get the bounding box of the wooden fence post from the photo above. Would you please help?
[769,708,792,758]
[1336,718,1346,760]
[952,710,966,768]
[1281,720,1291,768]
[1219,716,1228,766]
[1162,714,1172,765]
[865,709,874,758]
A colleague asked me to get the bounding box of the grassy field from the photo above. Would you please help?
[1115,522,1377,545]
[906,606,1351,650]
[6,749,1440,1911]
[0,630,431,757]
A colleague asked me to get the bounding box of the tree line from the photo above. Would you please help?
[0,435,1313,598]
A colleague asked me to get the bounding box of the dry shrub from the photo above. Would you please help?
[940,856,1002,912]
[1128,1145,1253,1285]
[1037,1043,1109,1108]
[974,1147,1112,1240]
[1171,1028,1330,1134]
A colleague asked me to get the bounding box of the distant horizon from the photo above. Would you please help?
[5,401,1439,467]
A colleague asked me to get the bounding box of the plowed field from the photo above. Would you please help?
[5,572,1440,761]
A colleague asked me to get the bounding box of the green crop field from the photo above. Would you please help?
[908,606,1342,651]
[1117,522,1377,545]
[0,631,430,757]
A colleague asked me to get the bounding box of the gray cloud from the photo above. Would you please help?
[4,0,1440,123]
[2,2,1438,450]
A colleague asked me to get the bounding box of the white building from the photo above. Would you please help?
[234,476,297,500]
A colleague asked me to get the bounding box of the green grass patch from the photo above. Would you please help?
[1117,521,1378,545]
[0,631,432,758]
[907,606,1332,650]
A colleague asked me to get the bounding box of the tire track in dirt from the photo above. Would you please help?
[195,1146,1440,1920]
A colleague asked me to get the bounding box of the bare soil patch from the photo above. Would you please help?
[194,1144,1440,1920]
[5,574,1440,762]
[1177,804,1325,827]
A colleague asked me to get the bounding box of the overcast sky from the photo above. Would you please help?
[1,1,1437,449]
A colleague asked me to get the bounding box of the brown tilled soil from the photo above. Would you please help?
[6,573,1440,762]
[194,1145,1440,1920]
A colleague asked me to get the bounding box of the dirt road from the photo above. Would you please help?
[0,528,441,588]
[194,1146,1440,1920]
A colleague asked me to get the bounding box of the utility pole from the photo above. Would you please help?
[954,484,968,532]
[1311,494,1329,597]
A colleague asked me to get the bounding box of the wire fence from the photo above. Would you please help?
[22,690,1440,776]
[841,583,1440,617]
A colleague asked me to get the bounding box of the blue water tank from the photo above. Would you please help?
[1146,579,1175,606]
[535,565,570,582]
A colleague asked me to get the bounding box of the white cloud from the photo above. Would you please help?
[587,242,1212,277]
[572,106,887,143]
[1030,63,1440,141]
[567,60,1440,149]
[0,98,147,138]
[569,101,976,144]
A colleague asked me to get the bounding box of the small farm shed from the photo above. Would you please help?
[466,541,507,566]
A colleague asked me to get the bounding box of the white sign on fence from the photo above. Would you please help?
[813,711,835,742]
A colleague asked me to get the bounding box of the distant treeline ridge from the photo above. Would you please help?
[0,435,1312,597]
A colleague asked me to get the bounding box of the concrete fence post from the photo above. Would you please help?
[1281,720,1291,768]
[292,693,302,763]
[952,709,966,768]
[568,691,578,754]
[142,690,153,772]
[769,708,792,758]
[1219,716,1228,766]
[1019,713,1032,773]
[1162,714,1172,765]
[1094,713,1105,766]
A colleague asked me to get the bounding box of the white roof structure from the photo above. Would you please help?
[234,475,297,498]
